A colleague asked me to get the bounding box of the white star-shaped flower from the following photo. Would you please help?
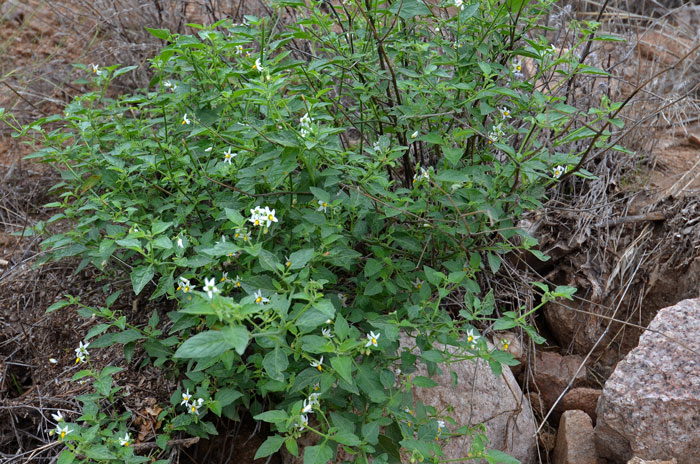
[365,331,380,347]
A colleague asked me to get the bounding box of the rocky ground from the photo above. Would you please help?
[0,1,698,463]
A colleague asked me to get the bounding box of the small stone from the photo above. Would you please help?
[529,351,588,411]
[552,410,597,464]
[554,387,602,422]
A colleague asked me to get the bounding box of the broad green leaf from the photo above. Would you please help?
[253,410,288,423]
[288,248,314,270]
[173,331,231,358]
[303,443,333,464]
[389,0,431,19]
[263,346,289,381]
[131,265,154,296]
[254,435,285,459]
[145,27,171,40]
[221,325,250,355]
[215,388,243,406]
[330,356,353,385]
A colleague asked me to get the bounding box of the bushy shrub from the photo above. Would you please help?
[6,0,624,462]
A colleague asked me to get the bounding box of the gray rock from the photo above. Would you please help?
[594,298,700,464]
[552,410,597,464]
[403,335,538,463]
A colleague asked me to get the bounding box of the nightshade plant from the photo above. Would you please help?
[5,0,627,461]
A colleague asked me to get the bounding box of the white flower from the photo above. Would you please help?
[254,58,264,72]
[438,420,446,433]
[296,414,309,431]
[413,277,424,289]
[49,358,58,364]
[254,289,270,305]
[365,331,380,347]
[236,45,244,54]
[56,424,72,440]
[188,398,204,415]
[488,123,505,143]
[322,327,333,338]
[90,63,100,74]
[205,146,213,152]
[454,0,464,9]
[501,338,510,351]
[220,271,229,283]
[262,206,278,227]
[553,165,565,179]
[176,236,184,248]
[410,131,419,139]
[511,59,523,77]
[285,256,291,267]
[177,277,194,293]
[499,107,512,119]
[301,398,314,414]
[412,167,430,184]
[310,356,323,371]
[317,200,329,213]
[74,341,89,364]
[300,113,313,137]
[249,206,263,227]
[181,389,192,406]
[164,81,177,92]
[182,113,191,125]
[325,318,333,324]
[337,293,348,307]
[223,147,237,164]
[466,328,480,345]
[233,275,242,288]
[312,382,320,392]
[308,392,321,408]
[203,277,220,299]
[51,411,64,422]
[119,432,131,447]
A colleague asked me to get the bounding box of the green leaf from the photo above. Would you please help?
[253,410,288,423]
[420,350,444,363]
[362,421,380,445]
[46,299,71,313]
[485,449,521,464]
[334,430,361,446]
[85,446,117,460]
[487,253,501,273]
[412,376,438,388]
[254,435,285,459]
[423,265,445,286]
[221,325,250,355]
[303,443,333,464]
[131,265,154,296]
[215,388,243,407]
[57,450,75,464]
[263,347,289,381]
[173,330,231,358]
[145,27,171,40]
[288,248,314,270]
[389,0,431,19]
[330,356,353,385]
[259,249,282,272]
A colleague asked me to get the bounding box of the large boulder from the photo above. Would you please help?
[552,410,597,464]
[594,298,700,464]
[404,335,538,463]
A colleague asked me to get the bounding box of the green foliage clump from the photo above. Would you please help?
[3,0,627,462]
